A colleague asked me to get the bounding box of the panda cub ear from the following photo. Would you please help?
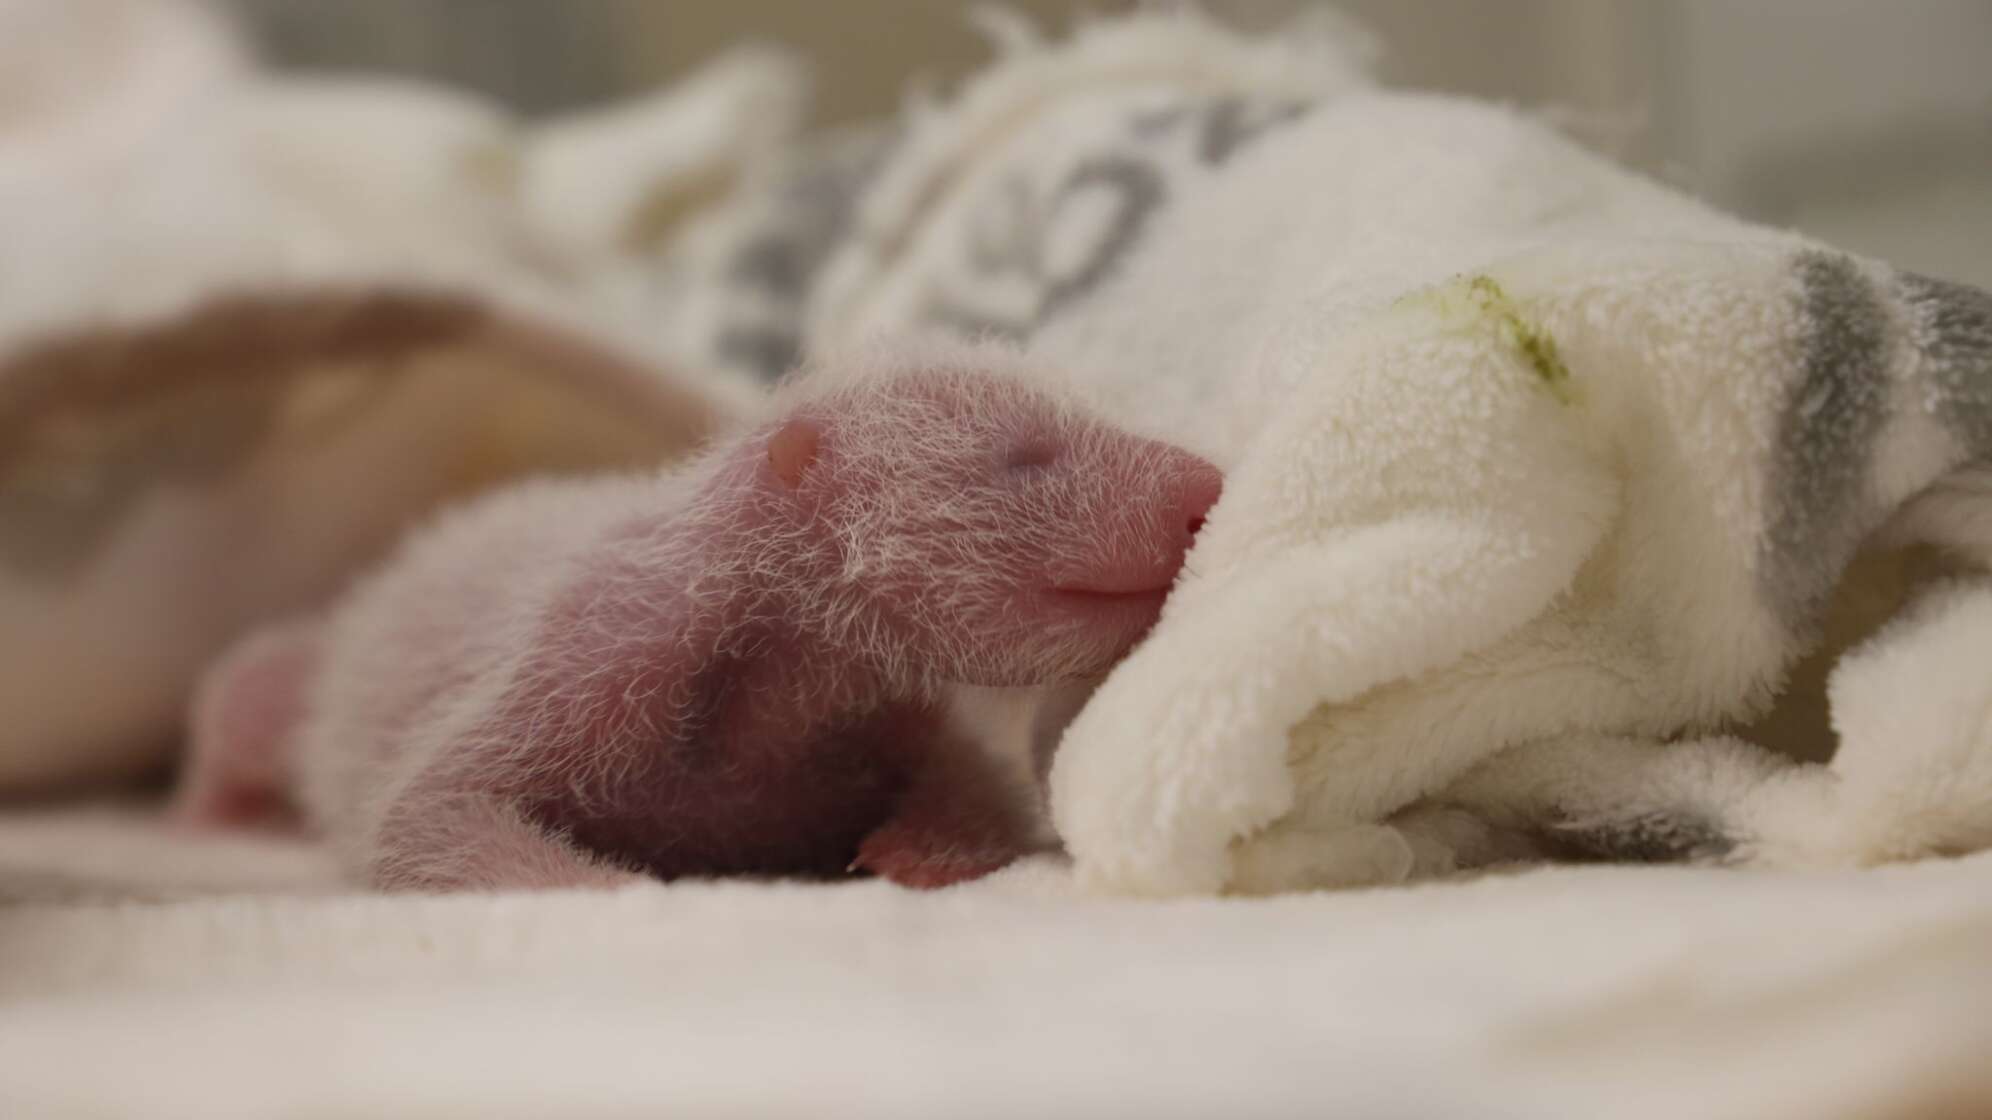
[766,419,823,489]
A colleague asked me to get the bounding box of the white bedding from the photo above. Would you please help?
[2,805,1989,1120]
[6,11,1991,1120]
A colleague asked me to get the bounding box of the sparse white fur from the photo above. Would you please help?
[282,338,1213,888]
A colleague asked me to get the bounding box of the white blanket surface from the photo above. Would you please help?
[2,807,1989,1120]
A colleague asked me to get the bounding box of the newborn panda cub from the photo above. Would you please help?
[176,346,1222,891]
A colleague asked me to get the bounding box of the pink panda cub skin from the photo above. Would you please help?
[177,343,1223,891]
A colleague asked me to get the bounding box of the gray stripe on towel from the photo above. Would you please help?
[1541,810,1736,865]
[1900,271,1992,456]
[1761,251,1892,634]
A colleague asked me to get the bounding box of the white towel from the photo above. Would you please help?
[689,10,1992,895]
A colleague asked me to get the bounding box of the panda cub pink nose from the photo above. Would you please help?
[1178,466,1223,545]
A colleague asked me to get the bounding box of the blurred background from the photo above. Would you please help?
[228,0,1992,285]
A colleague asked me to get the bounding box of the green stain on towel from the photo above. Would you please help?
[1470,275,1576,404]
[1403,273,1577,405]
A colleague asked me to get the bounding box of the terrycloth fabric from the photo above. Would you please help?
[1,809,1990,1120]
[694,11,1992,895]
